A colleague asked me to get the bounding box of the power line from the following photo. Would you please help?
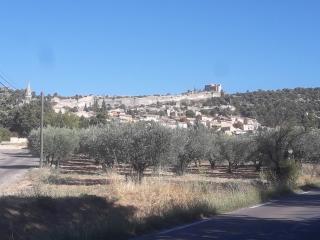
[0,71,17,90]
[0,80,9,89]
[0,79,8,89]
[0,66,18,89]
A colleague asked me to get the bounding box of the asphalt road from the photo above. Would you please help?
[135,189,320,240]
[0,148,38,187]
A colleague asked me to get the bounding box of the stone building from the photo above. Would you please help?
[204,84,222,92]
[24,82,32,104]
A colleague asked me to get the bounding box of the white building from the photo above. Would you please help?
[25,82,32,104]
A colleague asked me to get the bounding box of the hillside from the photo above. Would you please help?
[1,86,320,137]
[204,88,320,128]
[50,88,221,114]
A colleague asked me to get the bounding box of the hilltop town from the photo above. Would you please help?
[47,83,260,135]
[4,84,317,138]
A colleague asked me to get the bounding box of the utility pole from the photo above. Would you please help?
[40,91,44,168]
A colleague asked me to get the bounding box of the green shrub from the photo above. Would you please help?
[261,159,300,188]
[0,128,11,142]
[28,127,79,168]
[278,160,300,188]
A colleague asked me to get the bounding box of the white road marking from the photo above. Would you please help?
[161,199,281,234]
[249,203,268,209]
[301,191,310,195]
[157,218,212,235]
[160,199,283,235]
[249,200,279,209]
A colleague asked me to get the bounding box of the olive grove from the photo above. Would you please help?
[28,121,320,185]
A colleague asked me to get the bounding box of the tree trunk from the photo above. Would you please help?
[209,160,216,169]
[101,162,107,172]
[255,161,262,172]
[137,170,143,183]
[56,157,60,169]
[227,161,233,173]
[178,160,186,175]
[50,155,54,166]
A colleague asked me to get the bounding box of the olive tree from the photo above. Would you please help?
[28,127,79,168]
[292,129,320,177]
[78,127,100,160]
[122,122,172,182]
[170,126,208,175]
[218,134,251,173]
[29,127,57,165]
[169,127,190,175]
[255,126,302,186]
[95,122,129,170]
[292,129,320,164]
[202,131,222,169]
[237,134,265,171]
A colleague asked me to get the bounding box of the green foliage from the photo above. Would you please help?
[101,99,107,113]
[261,160,300,188]
[125,122,172,181]
[45,111,81,129]
[218,134,252,173]
[292,129,320,164]
[202,131,221,169]
[78,122,172,181]
[78,127,101,160]
[255,126,304,187]
[28,117,319,187]
[170,126,211,175]
[168,128,190,175]
[185,110,196,118]
[28,127,79,168]
[93,98,99,112]
[170,129,254,175]
[278,160,300,188]
[90,112,107,125]
[0,128,11,142]
[0,89,44,136]
[0,89,85,136]
[6,100,44,137]
[204,88,320,128]
[79,123,127,169]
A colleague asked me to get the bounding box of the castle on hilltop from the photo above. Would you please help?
[204,83,222,93]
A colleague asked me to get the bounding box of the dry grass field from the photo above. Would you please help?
[1,156,319,240]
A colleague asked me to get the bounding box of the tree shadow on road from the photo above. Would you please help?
[0,195,137,240]
[0,194,218,240]
[0,164,37,169]
[1,151,36,159]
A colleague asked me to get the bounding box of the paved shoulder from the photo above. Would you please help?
[0,148,38,187]
[134,189,320,240]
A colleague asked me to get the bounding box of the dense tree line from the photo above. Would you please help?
[204,88,320,128]
[28,122,320,186]
[0,88,110,137]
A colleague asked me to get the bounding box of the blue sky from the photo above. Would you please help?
[0,0,320,96]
